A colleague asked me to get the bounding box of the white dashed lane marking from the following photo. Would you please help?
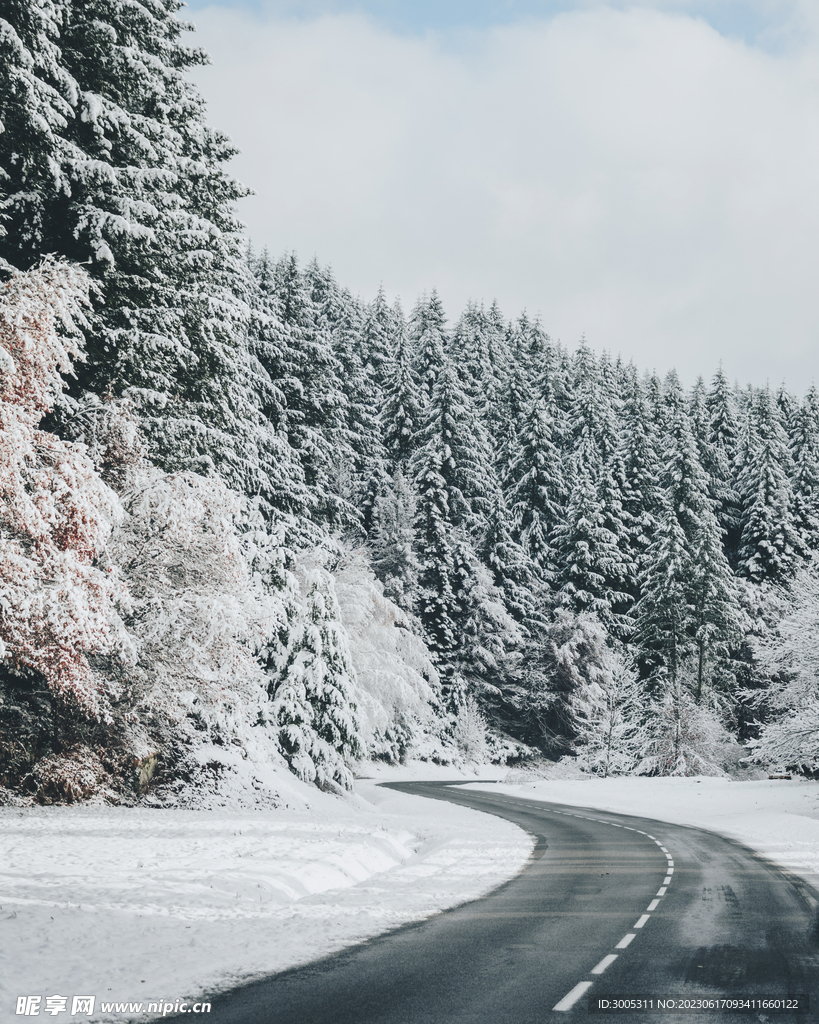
[552,981,593,1012]
[591,954,619,975]
[552,810,677,1012]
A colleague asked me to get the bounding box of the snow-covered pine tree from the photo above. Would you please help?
[409,358,494,672]
[662,374,716,548]
[687,500,743,700]
[381,303,423,472]
[449,533,522,704]
[639,666,735,777]
[504,393,564,578]
[735,386,801,582]
[267,253,351,527]
[410,289,447,405]
[553,449,631,639]
[705,366,741,562]
[410,444,459,661]
[1,0,299,522]
[516,610,617,757]
[271,564,362,790]
[620,367,660,588]
[449,300,490,400]
[370,468,420,614]
[357,285,396,394]
[689,376,711,462]
[478,486,531,622]
[633,501,693,686]
[789,385,819,553]
[411,357,494,534]
[0,0,77,269]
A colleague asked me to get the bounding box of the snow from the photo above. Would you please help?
[467,771,819,892]
[4,755,818,1024]
[0,768,530,1022]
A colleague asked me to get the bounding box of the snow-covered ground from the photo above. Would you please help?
[467,770,819,893]
[0,766,529,1023]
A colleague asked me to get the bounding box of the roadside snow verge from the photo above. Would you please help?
[0,785,532,1022]
[466,775,819,894]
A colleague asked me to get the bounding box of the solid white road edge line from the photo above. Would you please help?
[553,981,593,1012]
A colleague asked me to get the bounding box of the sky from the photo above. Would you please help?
[181,0,819,387]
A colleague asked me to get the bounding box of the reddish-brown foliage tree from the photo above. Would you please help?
[0,259,131,718]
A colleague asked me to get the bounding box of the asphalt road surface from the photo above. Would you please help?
[167,781,819,1023]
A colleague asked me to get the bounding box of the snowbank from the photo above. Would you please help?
[467,773,819,893]
[0,776,531,1022]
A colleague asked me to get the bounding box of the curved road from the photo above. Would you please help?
[169,782,819,1023]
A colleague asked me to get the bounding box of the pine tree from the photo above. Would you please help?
[789,385,819,552]
[267,253,351,527]
[381,303,422,472]
[705,366,741,561]
[504,394,564,576]
[412,444,459,659]
[553,451,631,637]
[0,0,76,269]
[633,502,692,685]
[370,468,420,614]
[410,290,447,404]
[735,386,801,582]
[477,487,530,622]
[358,284,395,394]
[411,358,493,534]
[271,566,362,790]
[410,358,495,673]
[620,367,660,586]
[688,503,742,700]
[1,0,296,520]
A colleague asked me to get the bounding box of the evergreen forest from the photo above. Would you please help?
[1,0,817,804]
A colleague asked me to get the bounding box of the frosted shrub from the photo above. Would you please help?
[111,468,289,787]
[453,695,488,762]
[334,546,440,762]
[639,664,737,777]
[748,563,819,772]
[572,652,648,777]
[27,746,111,804]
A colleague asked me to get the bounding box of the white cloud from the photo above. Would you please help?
[189,3,819,387]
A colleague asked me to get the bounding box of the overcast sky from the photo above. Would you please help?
[182,0,819,388]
